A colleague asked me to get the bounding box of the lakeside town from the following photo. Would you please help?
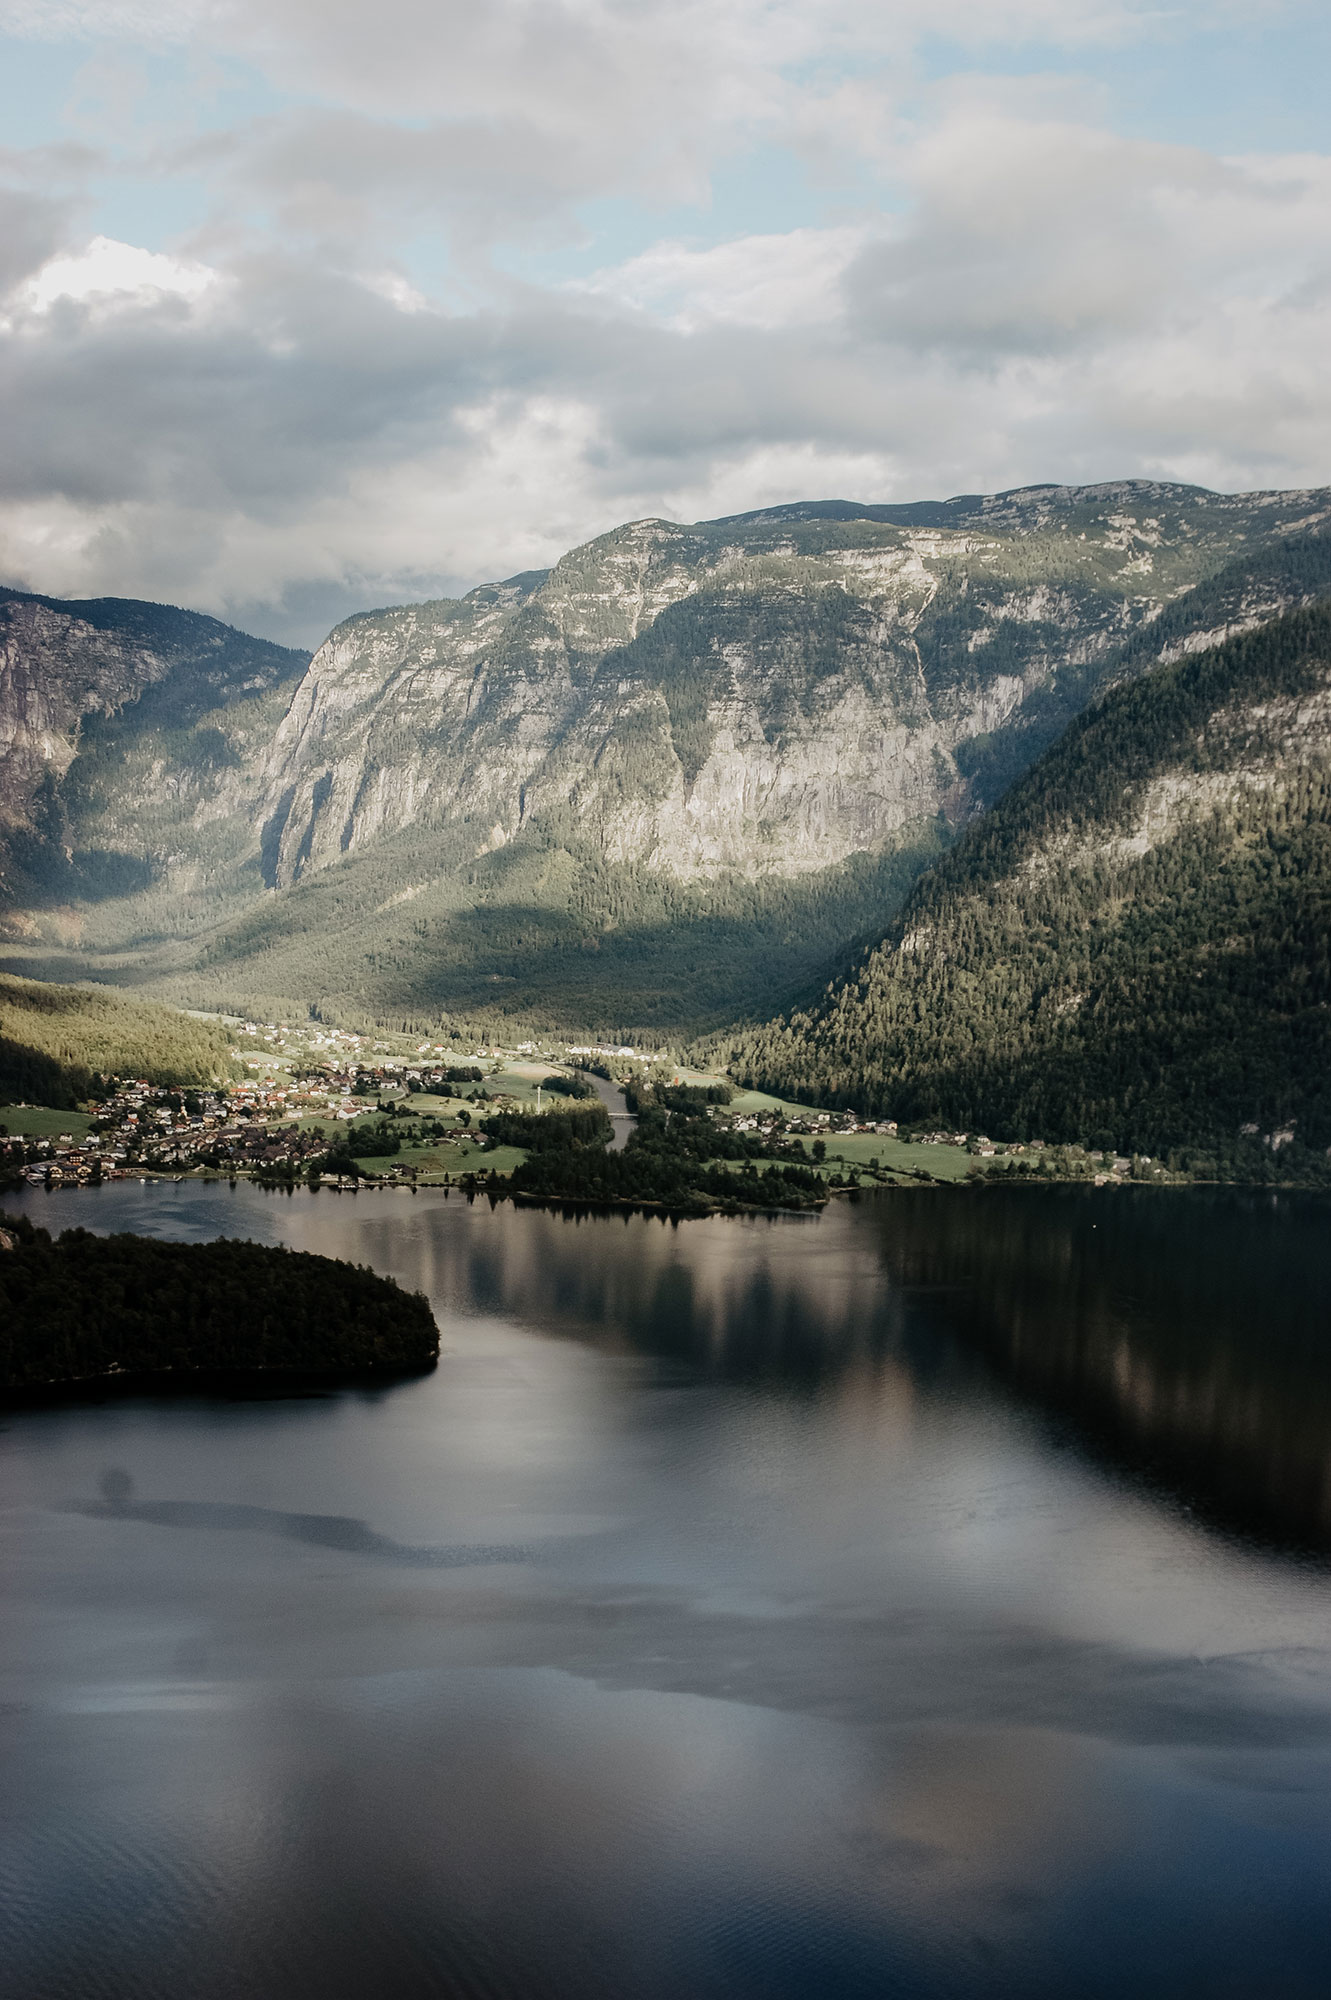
[0,1014,1159,1196]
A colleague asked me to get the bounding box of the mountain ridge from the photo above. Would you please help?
[3,479,1329,1041]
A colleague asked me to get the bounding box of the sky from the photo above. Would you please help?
[1,1,1329,646]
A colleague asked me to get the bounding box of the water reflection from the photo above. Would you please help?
[69,1468,537,1565]
[868,1186,1331,1551]
[12,1178,1331,1549]
[346,1180,1331,1551]
[4,1179,1331,1998]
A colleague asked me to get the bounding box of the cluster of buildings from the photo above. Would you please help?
[2,1030,502,1190]
[3,1006,1161,1196]
[4,1076,342,1187]
[731,1110,901,1138]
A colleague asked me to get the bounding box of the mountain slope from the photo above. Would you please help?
[3,480,1329,1038]
[0,971,239,1105]
[732,601,1331,1173]
[0,587,308,905]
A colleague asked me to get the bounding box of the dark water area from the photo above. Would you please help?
[2,1179,1330,1999]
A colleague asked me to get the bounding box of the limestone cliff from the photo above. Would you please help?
[3,481,1329,1035]
[257,485,1331,897]
[0,587,307,898]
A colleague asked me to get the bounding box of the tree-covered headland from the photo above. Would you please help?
[0,1213,438,1390]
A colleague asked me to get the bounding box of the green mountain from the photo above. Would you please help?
[732,599,1331,1177]
[2,481,1329,1040]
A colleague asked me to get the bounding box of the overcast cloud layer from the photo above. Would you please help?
[1,0,1329,644]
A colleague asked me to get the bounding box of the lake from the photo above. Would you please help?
[2,1179,1330,1998]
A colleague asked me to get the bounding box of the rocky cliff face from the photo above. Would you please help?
[2,481,1329,1035]
[256,485,1331,896]
[0,596,171,831]
[0,588,307,898]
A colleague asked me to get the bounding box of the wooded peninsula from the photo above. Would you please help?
[0,1213,439,1392]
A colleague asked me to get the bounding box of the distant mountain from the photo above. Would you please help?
[732,599,1331,1176]
[2,481,1329,1038]
[0,586,308,903]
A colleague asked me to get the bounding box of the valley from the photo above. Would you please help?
[1,481,1329,1177]
[4,482,1329,1044]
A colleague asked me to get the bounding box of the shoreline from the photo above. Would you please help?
[12,1165,1331,1223]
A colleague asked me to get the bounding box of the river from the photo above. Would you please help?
[2,1180,1330,1998]
[581,1069,635,1149]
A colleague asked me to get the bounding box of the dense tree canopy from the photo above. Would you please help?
[485,1102,826,1214]
[733,603,1331,1179]
[0,1213,438,1389]
[0,974,238,1106]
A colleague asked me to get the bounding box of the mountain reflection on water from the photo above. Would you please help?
[874,1185,1331,1550]
[360,1180,1331,1550]
[3,1178,1331,2000]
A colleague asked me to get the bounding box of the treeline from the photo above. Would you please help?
[539,1070,598,1099]
[486,1104,613,1152]
[486,1102,825,1214]
[732,602,1331,1178]
[0,974,238,1106]
[0,1213,438,1389]
[623,1079,732,1113]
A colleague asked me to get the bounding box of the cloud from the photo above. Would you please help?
[0,2,1327,643]
[0,185,73,293]
[15,233,218,313]
[576,226,873,331]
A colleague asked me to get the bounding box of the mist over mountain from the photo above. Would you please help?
[2,479,1327,1044]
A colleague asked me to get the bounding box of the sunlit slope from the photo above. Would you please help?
[0,973,238,1106]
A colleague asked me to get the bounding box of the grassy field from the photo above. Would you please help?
[487,1063,586,1106]
[721,1090,986,1182]
[0,1105,97,1138]
[795,1132,983,1183]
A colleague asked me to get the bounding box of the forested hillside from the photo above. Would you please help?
[0,974,238,1106]
[0,1214,438,1389]
[732,602,1331,1177]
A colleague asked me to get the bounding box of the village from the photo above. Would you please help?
[0,1010,1155,1194]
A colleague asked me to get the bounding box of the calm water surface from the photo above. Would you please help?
[2,1180,1330,1998]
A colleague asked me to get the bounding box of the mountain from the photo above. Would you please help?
[0,586,308,905]
[732,599,1331,1177]
[2,480,1329,1038]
